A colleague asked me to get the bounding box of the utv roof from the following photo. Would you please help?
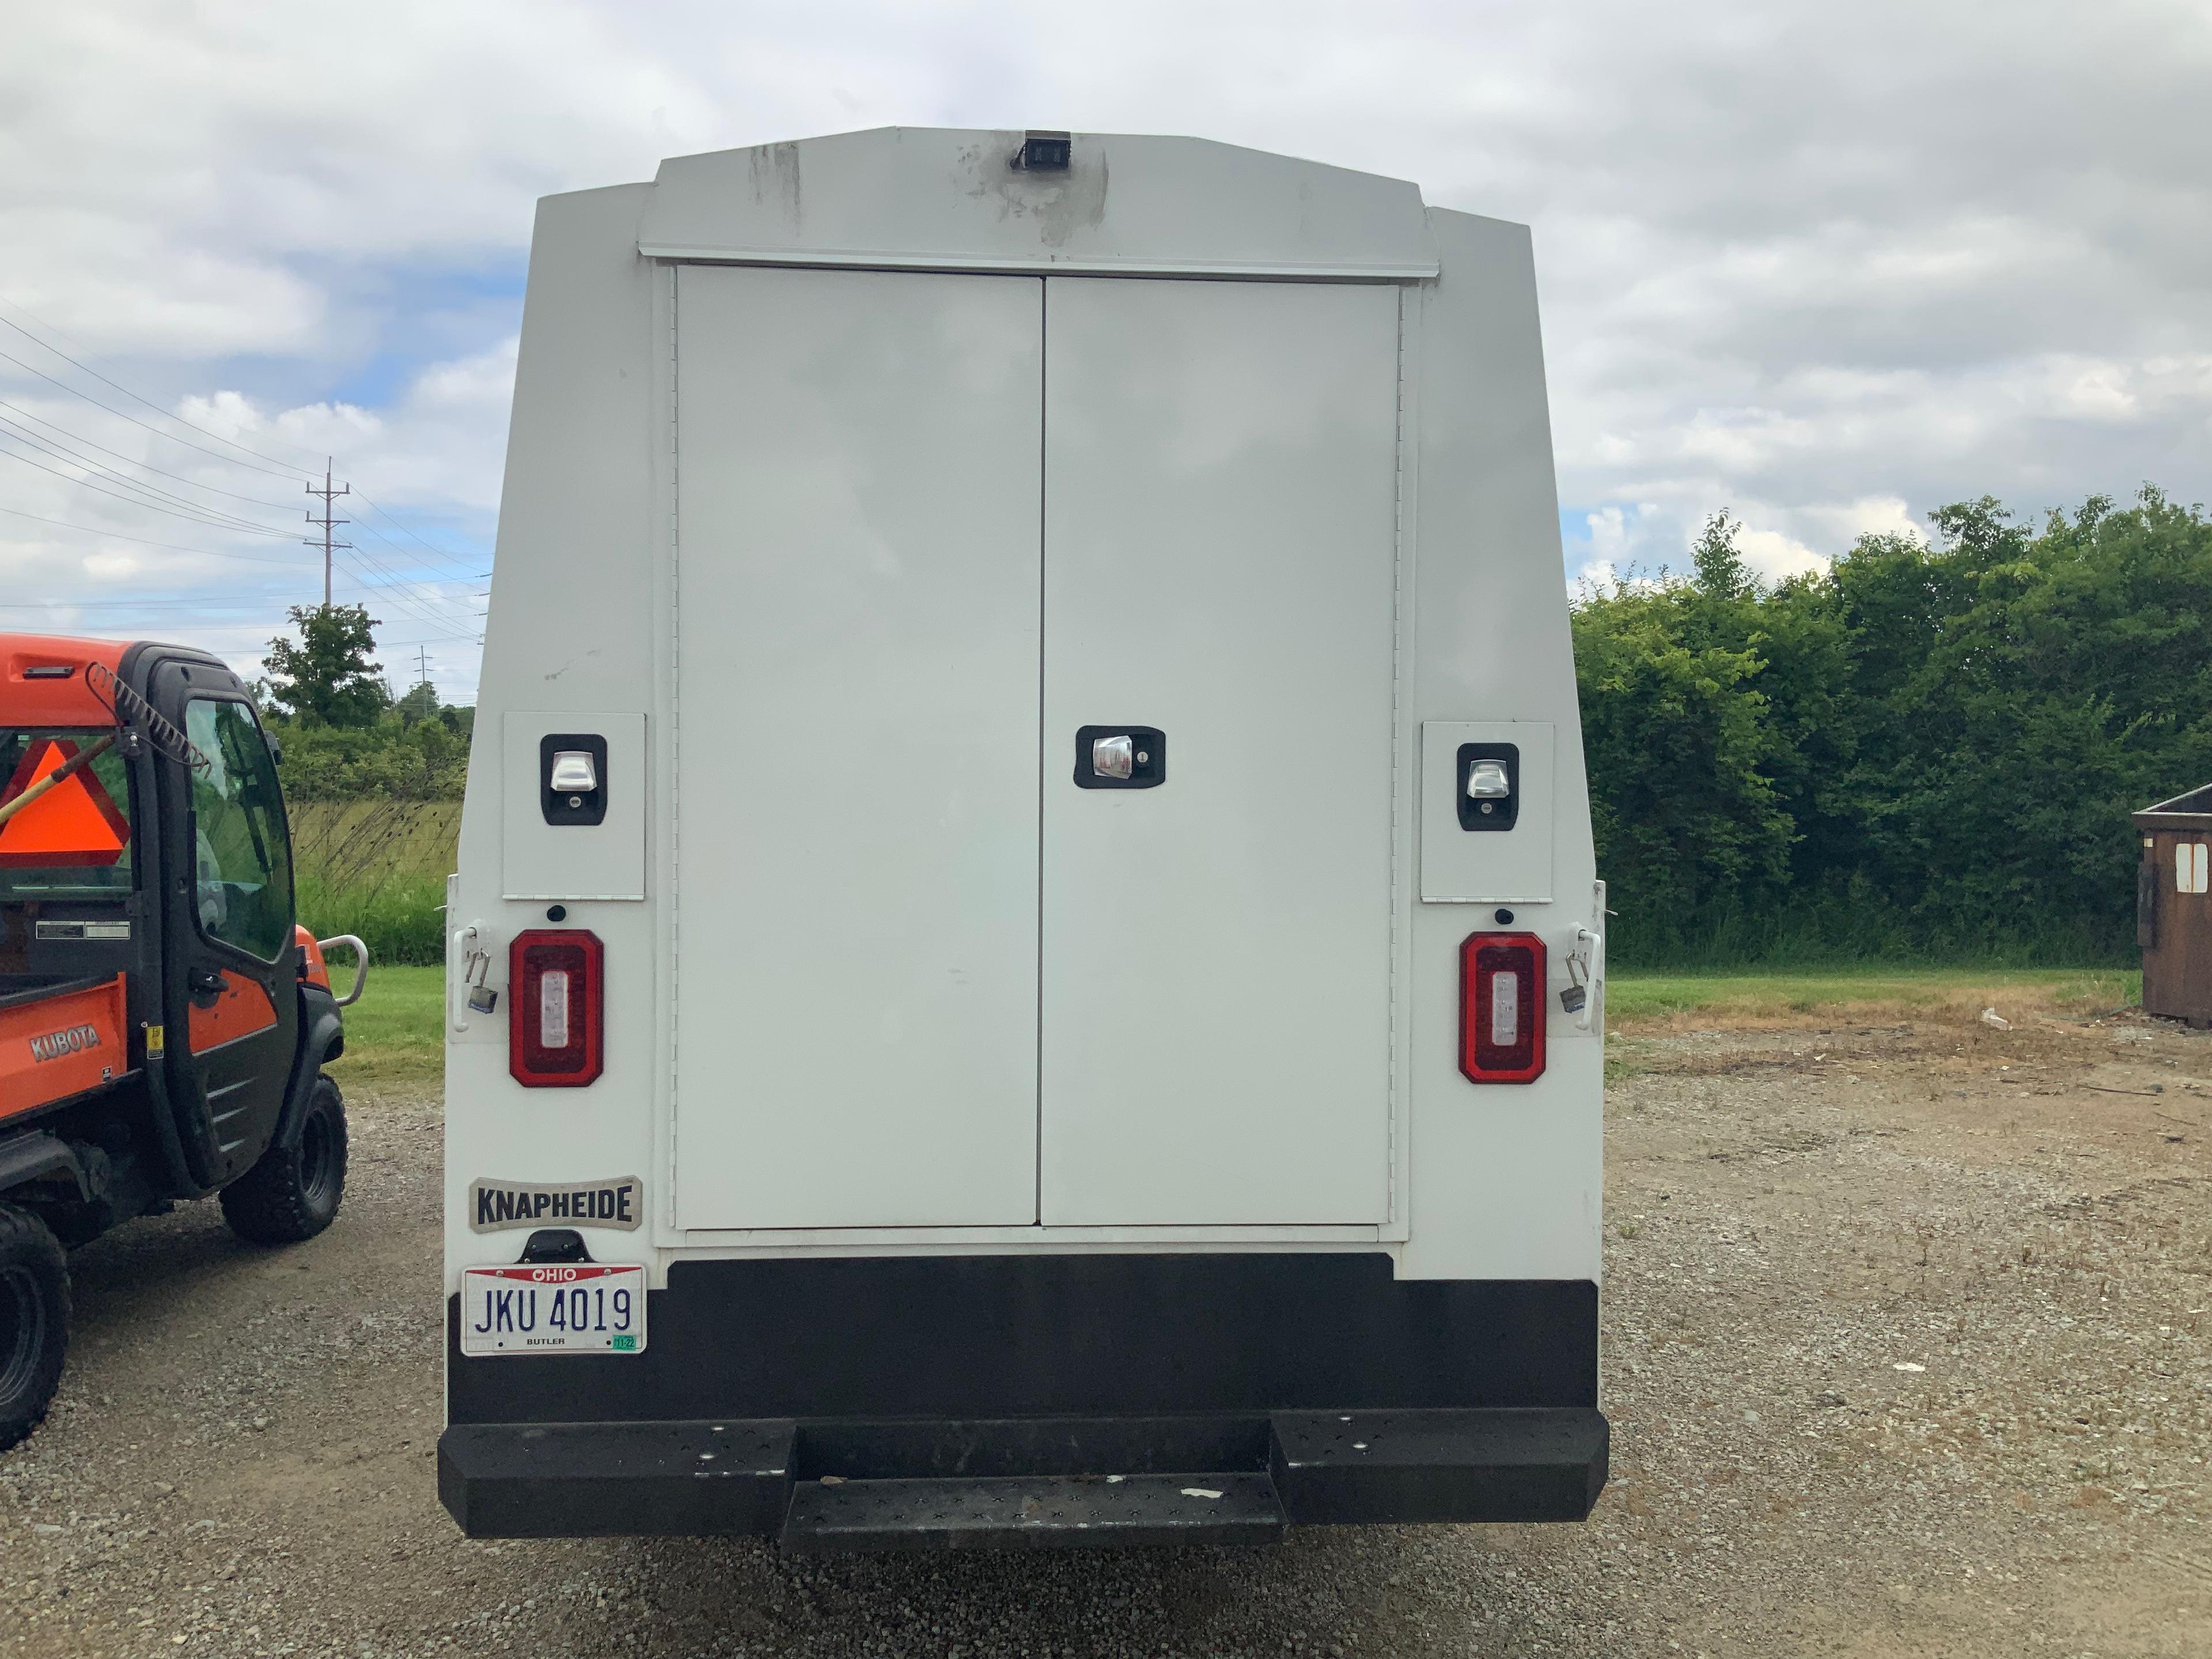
[1,635,126,727]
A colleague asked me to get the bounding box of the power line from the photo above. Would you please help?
[349,512,490,587]
[0,395,306,512]
[0,436,483,612]
[0,296,490,640]
[0,596,294,613]
[1,412,490,616]
[328,536,486,638]
[0,506,474,596]
[0,309,323,479]
[0,416,298,538]
[0,437,302,537]
[0,294,497,594]
[350,487,490,584]
[0,347,309,482]
[1,340,492,619]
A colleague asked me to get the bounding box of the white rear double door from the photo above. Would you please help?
[674,266,1399,1232]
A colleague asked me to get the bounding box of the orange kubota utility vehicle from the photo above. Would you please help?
[0,635,363,1445]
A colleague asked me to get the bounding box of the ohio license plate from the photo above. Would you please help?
[460,1263,646,1357]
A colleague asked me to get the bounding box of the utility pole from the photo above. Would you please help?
[416,645,433,692]
[304,457,351,609]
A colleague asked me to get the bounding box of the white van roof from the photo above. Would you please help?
[634,126,1442,279]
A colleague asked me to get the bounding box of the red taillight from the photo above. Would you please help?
[1460,931,1546,1084]
[509,929,604,1088]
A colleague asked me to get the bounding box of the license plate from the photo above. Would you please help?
[460,1263,647,1357]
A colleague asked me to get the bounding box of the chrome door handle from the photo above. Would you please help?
[1074,725,1166,790]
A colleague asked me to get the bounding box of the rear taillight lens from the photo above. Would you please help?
[1460,931,1546,1084]
[509,929,604,1088]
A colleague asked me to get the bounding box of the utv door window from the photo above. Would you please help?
[183,699,294,960]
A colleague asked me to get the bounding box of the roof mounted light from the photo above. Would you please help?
[1012,131,1072,172]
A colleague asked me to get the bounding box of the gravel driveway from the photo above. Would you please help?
[0,1012,2205,1658]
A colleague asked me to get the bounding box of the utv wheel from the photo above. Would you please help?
[221,1073,349,1245]
[0,1205,69,1452]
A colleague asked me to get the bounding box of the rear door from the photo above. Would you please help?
[1037,278,1402,1225]
[672,265,1045,1230]
[154,672,300,1185]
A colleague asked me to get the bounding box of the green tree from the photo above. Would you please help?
[393,680,441,726]
[1572,565,1795,955]
[263,605,388,729]
[1689,509,1754,600]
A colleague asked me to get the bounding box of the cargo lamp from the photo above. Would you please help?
[1460,931,1546,1084]
[509,929,604,1088]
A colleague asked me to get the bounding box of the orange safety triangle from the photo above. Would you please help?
[0,740,130,867]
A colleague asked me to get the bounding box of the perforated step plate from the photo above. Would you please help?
[780,1472,1286,1552]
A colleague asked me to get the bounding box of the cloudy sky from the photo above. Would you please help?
[3,0,2207,703]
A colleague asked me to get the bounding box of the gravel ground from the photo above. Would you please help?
[0,1010,2206,1658]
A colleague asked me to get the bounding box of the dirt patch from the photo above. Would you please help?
[0,1021,2205,1657]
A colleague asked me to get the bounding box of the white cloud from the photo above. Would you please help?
[2,0,2209,701]
[1735,527,1827,585]
[1800,496,1926,548]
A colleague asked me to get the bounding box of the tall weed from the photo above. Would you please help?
[288,801,456,965]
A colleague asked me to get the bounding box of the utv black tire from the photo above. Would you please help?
[220,1073,348,1245]
[0,1205,69,1452]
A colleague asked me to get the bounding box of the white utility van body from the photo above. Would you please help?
[439,128,1607,1549]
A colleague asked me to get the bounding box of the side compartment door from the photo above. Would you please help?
[672,265,1045,1230]
[156,676,301,1185]
[1039,277,1402,1226]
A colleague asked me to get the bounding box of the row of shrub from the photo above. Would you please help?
[274,711,471,802]
[1577,487,2209,965]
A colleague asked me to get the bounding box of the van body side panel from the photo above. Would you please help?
[1038,277,1399,1227]
[1401,208,1603,1283]
[444,183,664,1276]
[672,266,1044,1230]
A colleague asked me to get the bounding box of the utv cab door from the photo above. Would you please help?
[150,665,300,1187]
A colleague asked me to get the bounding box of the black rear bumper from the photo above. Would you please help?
[440,1253,1605,1547]
[438,1407,1608,1546]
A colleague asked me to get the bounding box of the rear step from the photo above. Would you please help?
[781,1472,1285,1552]
[437,1407,1607,1543]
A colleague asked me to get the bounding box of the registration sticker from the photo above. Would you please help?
[460,1263,646,1357]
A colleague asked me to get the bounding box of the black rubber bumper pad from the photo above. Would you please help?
[438,1418,797,1537]
[1269,1407,1608,1524]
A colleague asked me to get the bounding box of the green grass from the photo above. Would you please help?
[324,962,445,1092]
[1607,964,2139,1029]
[325,961,2147,1099]
[297,873,448,966]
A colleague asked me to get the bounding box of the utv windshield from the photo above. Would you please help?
[0,727,134,900]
